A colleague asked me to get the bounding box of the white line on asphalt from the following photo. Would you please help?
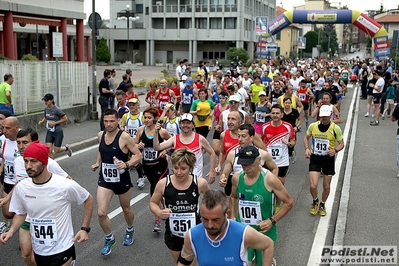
[333,85,360,246]
[108,193,149,219]
[55,145,98,162]
[307,84,358,265]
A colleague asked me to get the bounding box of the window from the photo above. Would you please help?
[220,51,225,59]
[196,18,207,29]
[210,0,223,4]
[180,18,191,28]
[136,4,143,13]
[152,18,163,29]
[276,31,281,41]
[166,18,177,29]
[210,18,222,29]
[225,18,236,29]
[196,0,208,4]
[203,51,208,59]
[225,0,236,4]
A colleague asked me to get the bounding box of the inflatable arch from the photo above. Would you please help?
[268,10,390,60]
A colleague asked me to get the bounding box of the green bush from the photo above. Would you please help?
[0,54,9,60]
[96,37,111,63]
[21,54,39,61]
[227,47,249,64]
[134,79,147,88]
[147,78,161,87]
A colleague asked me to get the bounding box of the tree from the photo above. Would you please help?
[96,37,111,63]
[320,24,338,54]
[303,31,318,53]
[226,47,249,64]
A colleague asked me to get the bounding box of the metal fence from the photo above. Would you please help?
[0,61,88,115]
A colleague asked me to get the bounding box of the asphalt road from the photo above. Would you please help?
[3,83,389,266]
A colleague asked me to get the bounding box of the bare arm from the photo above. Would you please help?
[244,226,274,266]
[178,232,196,266]
[200,136,216,184]
[332,106,343,124]
[150,179,171,220]
[123,133,143,167]
[153,123,175,151]
[219,150,234,188]
[229,172,240,219]
[253,134,267,151]
[296,97,304,114]
[0,214,27,244]
[261,150,278,177]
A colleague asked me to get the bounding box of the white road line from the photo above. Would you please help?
[307,84,358,265]
[108,193,149,219]
[333,85,360,246]
[55,144,98,162]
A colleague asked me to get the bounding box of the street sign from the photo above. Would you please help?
[374,48,390,57]
[88,12,102,30]
[298,37,306,49]
[255,16,269,35]
[374,42,390,50]
[52,32,63,58]
[266,44,278,52]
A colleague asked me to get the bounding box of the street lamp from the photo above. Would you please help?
[117,4,140,62]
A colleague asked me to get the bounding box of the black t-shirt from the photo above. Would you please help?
[367,78,377,95]
[392,104,399,135]
[99,78,110,97]
[282,108,300,128]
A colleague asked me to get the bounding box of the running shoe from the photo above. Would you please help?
[0,221,10,233]
[371,113,375,118]
[272,257,277,266]
[100,238,116,255]
[123,229,135,246]
[364,112,369,117]
[382,115,385,120]
[137,178,145,189]
[310,200,320,215]
[318,206,327,216]
[291,150,296,164]
[370,120,379,126]
[305,120,309,127]
[65,144,73,157]
[397,173,399,179]
[153,220,161,233]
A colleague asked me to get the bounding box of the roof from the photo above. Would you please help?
[375,15,399,23]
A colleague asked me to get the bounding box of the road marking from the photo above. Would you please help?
[333,85,360,246]
[307,84,358,265]
[108,193,149,219]
[55,145,98,162]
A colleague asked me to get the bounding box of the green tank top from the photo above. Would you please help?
[236,169,277,243]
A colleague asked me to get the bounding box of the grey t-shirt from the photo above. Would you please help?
[44,105,65,132]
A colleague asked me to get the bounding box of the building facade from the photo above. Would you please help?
[0,0,91,61]
[275,6,300,58]
[100,0,277,65]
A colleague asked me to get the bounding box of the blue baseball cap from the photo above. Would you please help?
[186,79,193,86]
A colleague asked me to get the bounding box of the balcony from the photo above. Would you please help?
[151,4,237,14]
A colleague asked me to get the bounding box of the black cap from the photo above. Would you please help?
[300,79,307,83]
[237,145,260,165]
[0,110,12,118]
[42,93,54,101]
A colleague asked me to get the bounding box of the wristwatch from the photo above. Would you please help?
[81,226,91,233]
[269,217,276,226]
[125,162,130,169]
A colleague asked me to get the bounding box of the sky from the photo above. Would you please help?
[84,0,399,20]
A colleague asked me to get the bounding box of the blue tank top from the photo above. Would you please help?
[99,130,130,180]
[182,87,194,105]
[255,102,271,124]
[190,220,248,265]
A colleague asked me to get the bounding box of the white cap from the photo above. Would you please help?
[319,105,332,117]
[229,95,240,102]
[180,113,194,122]
[259,91,267,96]
[181,75,187,81]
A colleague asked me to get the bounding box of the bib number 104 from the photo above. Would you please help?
[240,206,258,219]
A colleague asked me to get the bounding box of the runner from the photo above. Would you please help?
[145,82,158,108]
[153,113,216,183]
[304,105,344,216]
[297,79,314,127]
[282,97,302,164]
[156,79,176,116]
[150,147,210,262]
[38,93,72,157]
[211,91,229,156]
[253,91,272,135]
[177,190,274,266]
[0,141,93,266]
[181,78,197,115]
[261,104,296,213]
[114,90,129,120]
[231,145,294,265]
[190,89,215,138]
[135,107,171,232]
[91,108,142,255]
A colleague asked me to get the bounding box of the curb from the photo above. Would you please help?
[54,136,98,159]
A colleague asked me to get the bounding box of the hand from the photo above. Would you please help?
[5,103,10,108]
[208,125,212,131]
[327,148,336,157]
[91,163,99,171]
[159,150,167,158]
[0,231,13,244]
[137,142,145,150]
[73,230,89,243]
[0,196,10,207]
[155,122,162,131]
[257,219,273,233]
[38,120,43,125]
[282,139,289,145]
[215,125,222,132]
[219,177,227,187]
[206,171,216,184]
[48,122,56,127]
[214,166,221,175]
[160,208,172,220]
[304,148,311,159]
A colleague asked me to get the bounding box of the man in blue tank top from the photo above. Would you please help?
[177,190,274,266]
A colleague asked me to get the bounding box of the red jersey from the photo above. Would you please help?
[223,129,239,155]
[262,121,295,167]
[125,91,137,102]
[174,133,203,178]
[147,90,157,107]
[195,81,204,89]
[170,86,181,103]
[158,88,172,113]
[297,87,310,103]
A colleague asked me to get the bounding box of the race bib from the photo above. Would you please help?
[102,163,120,183]
[238,200,262,225]
[313,139,329,156]
[160,101,168,110]
[31,218,58,247]
[255,112,266,123]
[5,160,15,182]
[298,93,306,101]
[268,144,282,160]
[182,94,192,104]
[46,121,55,132]
[169,213,196,237]
[127,127,138,139]
[272,98,277,105]
[143,147,158,161]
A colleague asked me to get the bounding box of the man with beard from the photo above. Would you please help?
[153,113,216,183]
[91,108,142,255]
[177,190,274,266]
[0,141,93,266]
